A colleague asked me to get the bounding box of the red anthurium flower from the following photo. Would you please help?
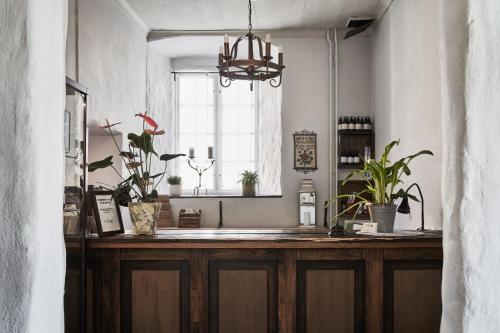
[144,129,165,135]
[135,112,158,129]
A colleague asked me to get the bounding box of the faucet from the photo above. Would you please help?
[217,200,223,228]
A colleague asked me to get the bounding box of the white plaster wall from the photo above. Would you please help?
[169,37,331,227]
[78,0,147,137]
[371,0,443,230]
[338,32,372,118]
[0,0,66,331]
[66,0,77,80]
[441,0,500,331]
[146,46,174,194]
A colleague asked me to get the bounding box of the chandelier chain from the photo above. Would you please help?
[248,0,252,33]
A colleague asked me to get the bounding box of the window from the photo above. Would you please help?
[176,73,258,194]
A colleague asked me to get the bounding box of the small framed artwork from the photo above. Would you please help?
[293,130,318,174]
[89,189,124,237]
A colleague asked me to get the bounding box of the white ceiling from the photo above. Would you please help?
[124,0,383,31]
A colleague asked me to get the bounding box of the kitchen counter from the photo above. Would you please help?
[85,228,442,249]
[67,228,443,332]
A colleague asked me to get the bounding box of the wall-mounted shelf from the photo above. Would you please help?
[337,129,375,170]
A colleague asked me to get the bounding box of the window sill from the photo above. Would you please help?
[169,195,282,199]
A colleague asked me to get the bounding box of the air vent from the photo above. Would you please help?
[344,16,375,39]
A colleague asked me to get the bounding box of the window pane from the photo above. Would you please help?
[177,74,215,192]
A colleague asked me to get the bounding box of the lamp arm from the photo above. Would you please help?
[405,183,425,231]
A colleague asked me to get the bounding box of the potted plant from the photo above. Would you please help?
[167,176,182,196]
[329,140,432,232]
[238,170,259,197]
[88,112,185,235]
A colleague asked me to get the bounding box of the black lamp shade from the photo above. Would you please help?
[397,197,411,214]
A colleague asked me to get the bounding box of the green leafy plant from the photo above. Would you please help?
[88,112,185,205]
[328,139,433,220]
[167,176,182,185]
[238,170,260,185]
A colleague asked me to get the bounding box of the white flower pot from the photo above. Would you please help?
[170,184,182,196]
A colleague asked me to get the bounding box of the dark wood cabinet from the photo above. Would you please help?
[209,260,278,333]
[121,260,190,333]
[71,233,442,333]
[297,259,364,333]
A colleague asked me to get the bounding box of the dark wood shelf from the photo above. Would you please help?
[338,163,364,169]
[338,130,373,135]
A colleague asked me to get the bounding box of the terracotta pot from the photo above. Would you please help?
[128,202,162,235]
[369,204,397,233]
[242,183,256,197]
[169,184,182,196]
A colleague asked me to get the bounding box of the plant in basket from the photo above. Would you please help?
[88,112,185,235]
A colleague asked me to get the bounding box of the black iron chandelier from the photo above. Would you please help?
[217,0,285,90]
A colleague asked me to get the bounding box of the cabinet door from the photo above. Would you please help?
[384,260,442,333]
[209,260,278,333]
[297,260,365,333]
[121,261,190,333]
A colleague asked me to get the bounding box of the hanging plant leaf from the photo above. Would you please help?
[128,132,157,156]
[88,156,113,172]
[149,172,166,179]
[135,112,158,129]
[98,122,121,129]
[120,151,137,159]
[160,153,186,162]
[126,161,142,169]
[144,129,165,136]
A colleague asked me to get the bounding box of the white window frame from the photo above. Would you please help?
[174,72,259,195]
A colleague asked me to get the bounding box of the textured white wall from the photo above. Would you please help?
[78,0,147,136]
[371,0,443,230]
[146,46,175,194]
[441,0,500,331]
[0,0,66,331]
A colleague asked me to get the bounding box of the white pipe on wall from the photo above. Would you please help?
[327,28,333,224]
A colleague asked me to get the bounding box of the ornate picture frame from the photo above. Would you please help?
[293,130,318,174]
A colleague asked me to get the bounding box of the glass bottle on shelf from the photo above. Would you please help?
[337,117,343,131]
[348,117,355,130]
[364,117,372,131]
[355,117,362,131]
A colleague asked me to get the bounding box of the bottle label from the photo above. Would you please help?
[355,124,362,130]
[348,123,355,130]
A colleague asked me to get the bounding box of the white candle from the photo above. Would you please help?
[219,46,223,54]
[278,45,283,53]
[189,147,195,158]
[265,33,271,43]
[224,34,229,43]
[208,146,214,159]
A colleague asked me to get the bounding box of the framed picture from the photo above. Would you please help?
[89,190,124,237]
[293,130,318,174]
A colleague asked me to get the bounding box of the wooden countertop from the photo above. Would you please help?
[81,228,442,249]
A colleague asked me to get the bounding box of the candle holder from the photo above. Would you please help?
[187,157,216,196]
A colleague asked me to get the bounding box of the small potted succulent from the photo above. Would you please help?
[238,170,260,197]
[328,140,432,233]
[88,112,185,235]
[167,176,182,196]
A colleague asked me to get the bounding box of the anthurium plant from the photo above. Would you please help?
[88,112,185,205]
[328,139,433,219]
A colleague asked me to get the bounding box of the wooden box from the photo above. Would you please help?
[178,209,201,228]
